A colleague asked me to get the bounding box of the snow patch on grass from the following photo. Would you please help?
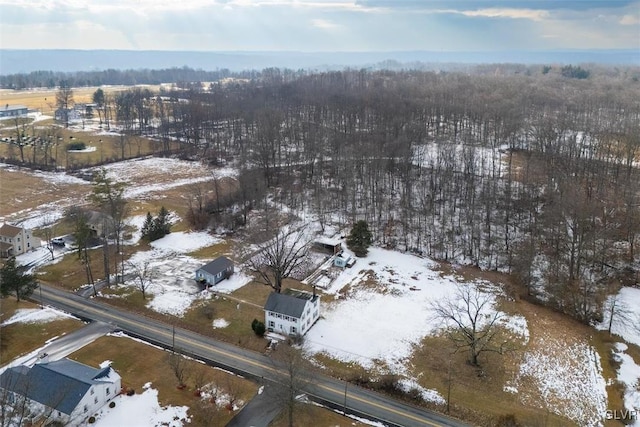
[212,318,230,329]
[93,386,189,427]
[1,308,75,326]
[612,343,640,426]
[509,341,607,426]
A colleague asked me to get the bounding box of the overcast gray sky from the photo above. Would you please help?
[1,0,638,51]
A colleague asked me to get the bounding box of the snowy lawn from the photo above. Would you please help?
[305,247,530,404]
[115,231,250,317]
[307,248,524,371]
[93,383,189,427]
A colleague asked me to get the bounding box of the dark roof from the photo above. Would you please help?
[264,292,315,318]
[0,223,22,237]
[0,359,118,415]
[198,256,233,275]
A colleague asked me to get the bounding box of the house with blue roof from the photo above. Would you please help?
[0,357,121,426]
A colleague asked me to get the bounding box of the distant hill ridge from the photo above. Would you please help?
[1,49,638,75]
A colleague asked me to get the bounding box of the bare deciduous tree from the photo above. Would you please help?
[248,227,310,293]
[431,285,511,367]
[127,260,156,300]
[167,350,190,389]
[602,291,640,336]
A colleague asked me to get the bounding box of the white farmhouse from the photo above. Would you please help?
[0,223,41,258]
[0,358,121,426]
[264,289,320,336]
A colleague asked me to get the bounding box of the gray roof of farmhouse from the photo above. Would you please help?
[0,359,116,415]
[264,291,316,318]
[198,256,233,275]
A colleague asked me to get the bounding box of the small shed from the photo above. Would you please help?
[195,256,234,286]
[314,237,342,255]
[334,252,355,268]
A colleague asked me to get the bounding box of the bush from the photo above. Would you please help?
[88,416,96,424]
[495,414,521,427]
[199,304,215,320]
[67,142,86,151]
[109,401,116,408]
[251,319,266,336]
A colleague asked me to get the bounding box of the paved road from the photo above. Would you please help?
[34,285,468,427]
[226,384,282,427]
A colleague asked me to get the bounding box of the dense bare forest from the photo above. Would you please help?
[9,67,640,324]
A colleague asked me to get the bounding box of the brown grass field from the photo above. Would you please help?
[0,299,84,366]
[0,86,161,115]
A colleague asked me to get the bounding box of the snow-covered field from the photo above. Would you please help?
[303,247,529,404]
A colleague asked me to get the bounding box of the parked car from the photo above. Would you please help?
[51,237,65,246]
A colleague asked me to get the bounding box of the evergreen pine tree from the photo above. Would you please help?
[347,220,372,257]
[141,212,154,241]
[0,257,38,302]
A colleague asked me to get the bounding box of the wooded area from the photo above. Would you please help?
[6,66,640,324]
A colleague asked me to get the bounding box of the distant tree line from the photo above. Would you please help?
[0,67,263,89]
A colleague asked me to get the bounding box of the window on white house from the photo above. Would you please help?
[84,405,88,413]
[91,389,94,395]
[17,237,20,242]
[269,321,275,328]
[106,387,110,395]
[94,397,98,404]
[27,242,30,248]
[291,326,297,334]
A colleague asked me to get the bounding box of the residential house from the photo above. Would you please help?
[0,104,28,118]
[195,256,234,286]
[264,289,320,336]
[0,223,41,258]
[54,108,82,124]
[85,210,112,239]
[0,357,121,426]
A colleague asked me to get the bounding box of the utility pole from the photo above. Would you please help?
[343,379,348,415]
[172,324,176,352]
[446,358,452,414]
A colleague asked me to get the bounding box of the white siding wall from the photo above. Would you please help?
[265,311,301,335]
[265,298,321,336]
[68,379,121,426]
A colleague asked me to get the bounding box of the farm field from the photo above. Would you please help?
[0,86,163,114]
